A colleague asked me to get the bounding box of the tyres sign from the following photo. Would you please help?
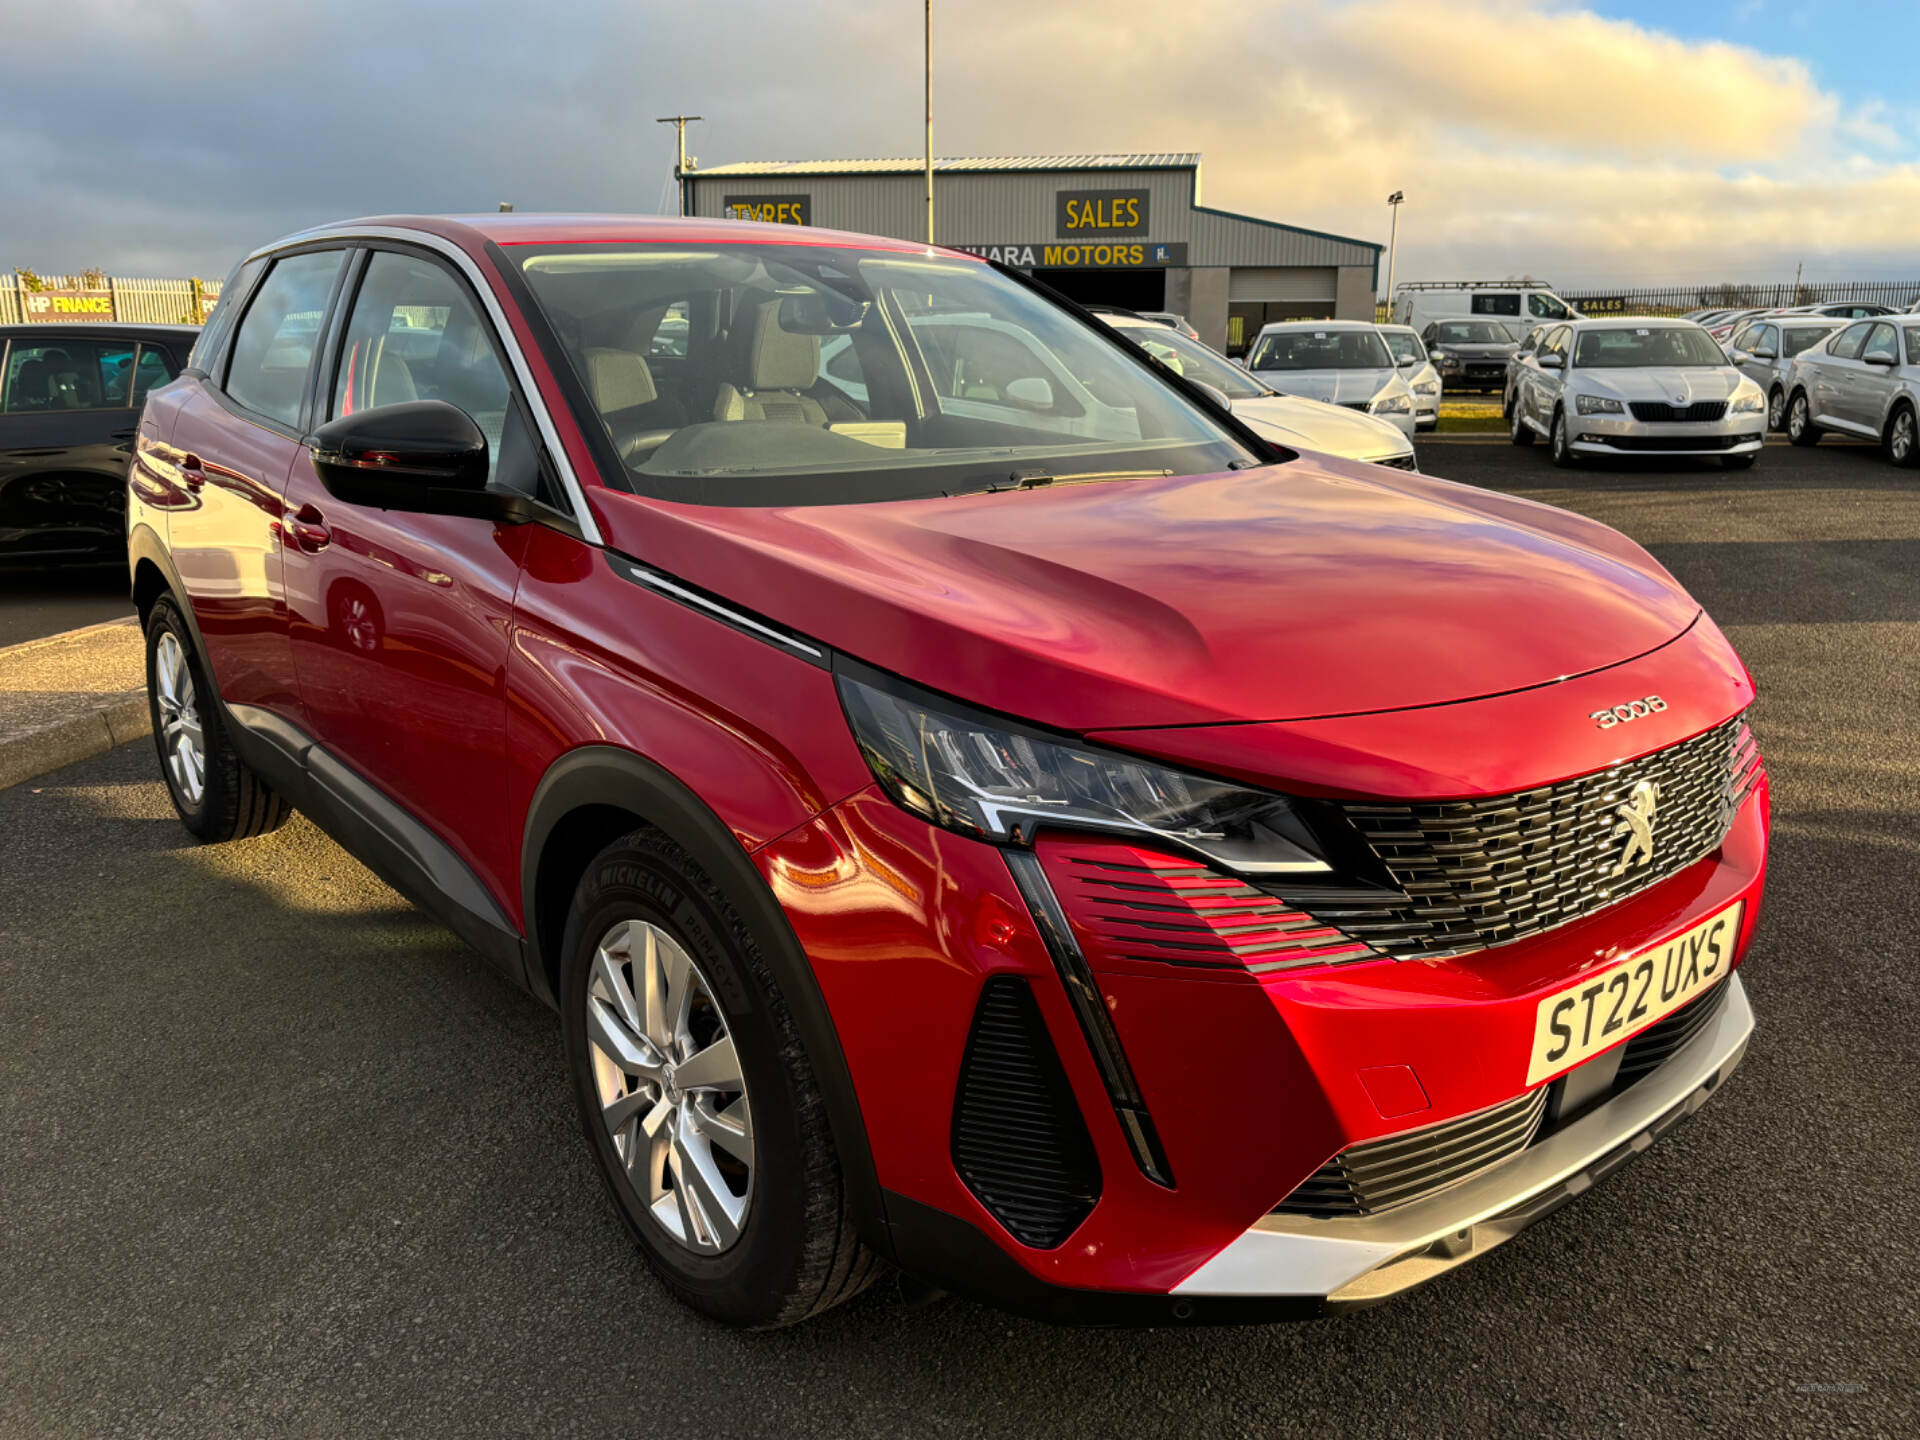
[1056,189,1150,237]
[20,288,114,322]
[723,194,811,225]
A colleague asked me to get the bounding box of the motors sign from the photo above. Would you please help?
[20,288,114,322]
[723,194,811,225]
[1055,189,1150,237]
[952,242,1187,270]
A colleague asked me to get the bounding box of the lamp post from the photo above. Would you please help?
[656,115,704,217]
[924,1,934,243]
[1384,190,1404,321]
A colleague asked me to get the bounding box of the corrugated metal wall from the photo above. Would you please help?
[689,166,1378,269]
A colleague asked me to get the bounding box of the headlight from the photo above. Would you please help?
[1370,393,1413,416]
[1412,378,1441,397]
[1576,394,1625,415]
[1728,385,1766,414]
[837,672,1331,874]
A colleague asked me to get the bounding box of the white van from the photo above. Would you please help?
[1393,282,1582,335]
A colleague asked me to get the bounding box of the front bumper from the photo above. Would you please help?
[1175,973,1752,1304]
[1570,412,1765,457]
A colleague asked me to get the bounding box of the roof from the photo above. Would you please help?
[1254,319,1378,332]
[0,321,199,337]
[268,213,968,257]
[690,153,1201,178]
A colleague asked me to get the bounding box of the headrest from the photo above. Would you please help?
[743,300,820,391]
[583,348,658,413]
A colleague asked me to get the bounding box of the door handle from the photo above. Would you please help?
[288,504,332,552]
[180,454,205,490]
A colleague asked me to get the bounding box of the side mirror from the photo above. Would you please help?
[1003,376,1055,411]
[308,400,528,522]
[1189,380,1232,413]
[1397,354,1419,367]
[1538,352,1564,370]
[1751,347,1777,361]
[1865,352,1898,367]
[1728,349,1749,365]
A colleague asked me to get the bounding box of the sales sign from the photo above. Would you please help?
[724,194,812,225]
[1056,189,1150,237]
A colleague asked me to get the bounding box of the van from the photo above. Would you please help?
[1393,281,1582,334]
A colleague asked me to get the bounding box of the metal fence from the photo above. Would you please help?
[1558,280,1920,317]
[1,272,219,326]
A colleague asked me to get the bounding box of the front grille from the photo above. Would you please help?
[950,978,1100,1249]
[1375,454,1419,472]
[1038,838,1377,975]
[1308,717,1760,961]
[1274,1086,1549,1217]
[1617,979,1729,1085]
[1628,400,1728,422]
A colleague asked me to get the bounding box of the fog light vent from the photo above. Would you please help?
[951,978,1100,1249]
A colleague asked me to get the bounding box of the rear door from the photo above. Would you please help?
[0,332,146,562]
[166,247,348,725]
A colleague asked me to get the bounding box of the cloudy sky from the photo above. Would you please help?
[4,0,1915,287]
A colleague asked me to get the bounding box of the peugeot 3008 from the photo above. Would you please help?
[129,215,1767,1327]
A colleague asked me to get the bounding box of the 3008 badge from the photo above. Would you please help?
[1526,900,1743,1085]
[1590,695,1667,729]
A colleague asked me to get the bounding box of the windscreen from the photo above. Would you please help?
[1246,328,1390,372]
[1573,326,1728,368]
[1380,330,1426,364]
[507,243,1253,505]
[1114,323,1269,399]
[1430,321,1512,346]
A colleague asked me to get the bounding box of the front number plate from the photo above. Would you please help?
[1526,900,1744,1085]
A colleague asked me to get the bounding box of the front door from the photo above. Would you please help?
[166,249,347,723]
[1852,322,1901,433]
[279,245,534,903]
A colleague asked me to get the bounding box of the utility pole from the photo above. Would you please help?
[1384,191,1404,321]
[656,115,704,217]
[924,1,935,243]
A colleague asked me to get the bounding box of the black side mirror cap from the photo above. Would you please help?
[307,400,531,523]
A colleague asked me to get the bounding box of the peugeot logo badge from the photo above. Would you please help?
[1609,780,1660,877]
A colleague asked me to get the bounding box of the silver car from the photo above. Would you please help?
[1375,325,1442,431]
[1101,313,1418,467]
[1242,321,1418,437]
[1420,318,1519,392]
[1509,318,1767,469]
[1782,317,1920,465]
[1725,316,1844,431]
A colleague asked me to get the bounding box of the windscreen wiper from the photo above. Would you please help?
[979,467,1175,494]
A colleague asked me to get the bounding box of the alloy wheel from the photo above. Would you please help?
[1789,395,1808,440]
[1892,408,1916,464]
[585,918,754,1254]
[153,632,206,806]
[1767,388,1786,431]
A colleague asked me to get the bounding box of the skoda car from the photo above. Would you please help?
[1725,316,1843,432]
[1242,321,1418,436]
[1781,317,1920,465]
[1375,324,1442,430]
[1099,311,1418,467]
[129,215,1767,1328]
[1510,319,1767,468]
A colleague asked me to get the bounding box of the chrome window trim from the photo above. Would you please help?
[609,554,824,661]
[245,223,603,547]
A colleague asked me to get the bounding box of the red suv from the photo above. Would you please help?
[129,215,1767,1327]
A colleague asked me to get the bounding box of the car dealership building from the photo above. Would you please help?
[683,154,1381,354]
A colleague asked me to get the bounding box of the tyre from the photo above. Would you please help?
[1549,407,1579,467]
[1509,401,1534,446]
[1766,387,1787,433]
[559,826,879,1328]
[1721,453,1756,471]
[145,597,292,842]
[1885,403,1919,468]
[1787,391,1821,446]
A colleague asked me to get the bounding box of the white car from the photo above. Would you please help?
[1100,313,1418,468]
[1508,318,1767,468]
[1375,324,1442,431]
[1391,282,1582,334]
[1241,321,1418,438]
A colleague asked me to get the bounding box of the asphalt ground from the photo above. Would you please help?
[2,440,1915,1438]
[0,566,132,648]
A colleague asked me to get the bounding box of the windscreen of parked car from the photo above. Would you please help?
[508,243,1255,505]
[1429,321,1512,346]
[1245,329,1391,372]
[1379,331,1427,365]
[1113,324,1271,399]
[1572,326,1728,368]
